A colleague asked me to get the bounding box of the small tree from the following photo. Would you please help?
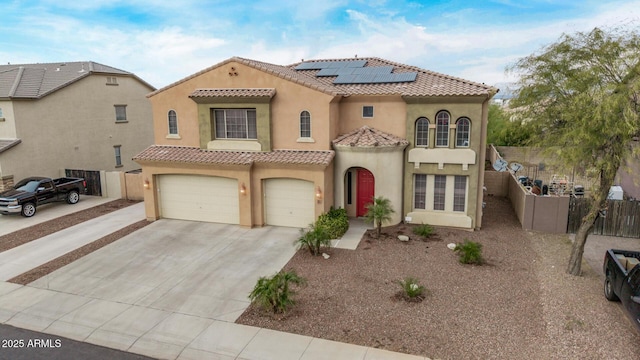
[297,222,331,256]
[364,196,395,239]
[508,27,640,275]
[248,270,307,314]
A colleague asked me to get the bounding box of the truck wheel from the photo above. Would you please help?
[66,190,80,204]
[21,203,36,217]
[604,274,620,301]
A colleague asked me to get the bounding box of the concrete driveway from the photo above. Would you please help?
[29,219,300,322]
[0,195,113,236]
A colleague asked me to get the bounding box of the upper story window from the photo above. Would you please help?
[214,109,257,139]
[300,111,311,138]
[168,110,178,135]
[114,105,127,122]
[456,117,470,147]
[362,106,374,118]
[106,76,118,85]
[435,111,450,147]
[415,117,429,147]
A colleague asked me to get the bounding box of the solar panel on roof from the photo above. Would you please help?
[294,60,367,70]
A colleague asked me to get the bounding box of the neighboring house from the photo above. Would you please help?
[617,139,640,200]
[0,61,155,193]
[134,57,496,229]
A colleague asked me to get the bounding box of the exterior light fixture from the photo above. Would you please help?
[143,178,150,189]
[240,182,246,195]
[315,186,322,200]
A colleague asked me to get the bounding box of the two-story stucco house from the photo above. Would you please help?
[0,61,155,193]
[134,57,496,229]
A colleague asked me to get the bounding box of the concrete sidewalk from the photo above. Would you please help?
[0,202,145,280]
[0,281,428,360]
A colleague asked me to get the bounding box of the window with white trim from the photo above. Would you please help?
[214,109,257,139]
[456,117,470,147]
[168,110,178,135]
[114,105,127,122]
[362,106,374,118]
[300,111,311,138]
[414,174,427,209]
[453,176,467,212]
[433,175,446,210]
[415,117,429,147]
[114,145,122,167]
[435,111,449,147]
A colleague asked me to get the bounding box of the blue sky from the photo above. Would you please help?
[2,0,639,89]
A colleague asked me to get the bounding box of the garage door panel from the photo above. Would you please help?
[265,179,314,228]
[159,175,239,224]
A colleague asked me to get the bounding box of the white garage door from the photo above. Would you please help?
[158,175,239,224]
[265,178,315,228]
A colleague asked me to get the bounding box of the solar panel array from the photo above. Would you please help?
[294,60,417,85]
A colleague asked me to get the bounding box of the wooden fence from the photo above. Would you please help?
[568,198,640,238]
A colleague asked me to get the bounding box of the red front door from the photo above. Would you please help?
[356,169,375,217]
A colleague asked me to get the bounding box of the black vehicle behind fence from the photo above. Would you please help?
[0,177,87,217]
[604,249,640,332]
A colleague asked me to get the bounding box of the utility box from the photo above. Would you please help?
[608,186,624,200]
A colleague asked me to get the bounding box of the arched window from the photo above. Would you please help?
[415,117,429,147]
[456,117,470,147]
[300,111,311,138]
[435,111,450,147]
[168,110,178,135]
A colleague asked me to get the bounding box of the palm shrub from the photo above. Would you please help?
[454,239,484,265]
[248,269,307,314]
[297,222,331,256]
[413,223,435,238]
[364,196,395,239]
[398,277,426,300]
[316,207,349,239]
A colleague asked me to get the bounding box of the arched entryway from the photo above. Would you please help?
[344,167,375,217]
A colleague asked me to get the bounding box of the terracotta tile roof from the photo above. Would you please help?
[149,56,496,98]
[332,126,409,148]
[134,145,334,166]
[190,88,276,98]
[0,61,154,99]
[0,139,21,154]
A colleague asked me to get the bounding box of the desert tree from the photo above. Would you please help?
[508,27,640,275]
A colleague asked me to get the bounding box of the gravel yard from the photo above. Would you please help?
[237,196,640,359]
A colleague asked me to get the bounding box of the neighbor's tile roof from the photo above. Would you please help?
[189,88,276,98]
[150,56,496,98]
[0,139,21,154]
[0,61,154,99]
[332,126,409,148]
[134,145,335,166]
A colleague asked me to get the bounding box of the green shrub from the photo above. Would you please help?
[297,222,331,256]
[316,207,349,239]
[413,223,435,238]
[398,277,426,300]
[454,239,484,265]
[248,269,307,314]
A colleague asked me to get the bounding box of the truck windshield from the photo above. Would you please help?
[16,180,41,192]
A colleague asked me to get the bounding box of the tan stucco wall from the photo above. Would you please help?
[403,96,489,229]
[0,101,17,139]
[2,75,153,181]
[148,61,337,151]
[138,161,333,227]
[336,96,406,137]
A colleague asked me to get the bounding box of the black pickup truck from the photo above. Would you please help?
[0,177,87,217]
[604,249,640,332]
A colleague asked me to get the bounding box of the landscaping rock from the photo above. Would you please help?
[398,235,409,242]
